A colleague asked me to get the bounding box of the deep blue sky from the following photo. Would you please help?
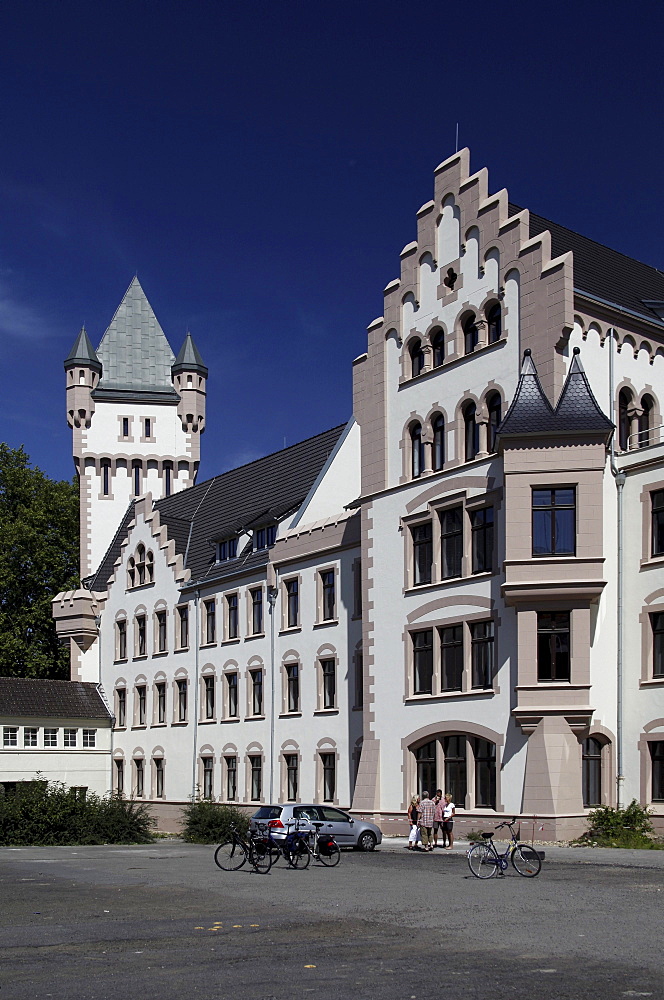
[2,0,663,483]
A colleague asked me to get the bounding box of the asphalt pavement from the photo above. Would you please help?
[0,839,662,1000]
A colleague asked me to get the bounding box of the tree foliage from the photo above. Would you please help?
[180,800,250,843]
[0,444,79,679]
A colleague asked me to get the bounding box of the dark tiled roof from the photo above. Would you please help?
[64,327,101,372]
[498,349,613,440]
[87,424,346,592]
[172,333,208,376]
[509,203,664,324]
[0,678,112,721]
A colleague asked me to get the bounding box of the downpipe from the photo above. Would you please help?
[268,582,278,803]
[192,588,201,802]
[608,328,625,809]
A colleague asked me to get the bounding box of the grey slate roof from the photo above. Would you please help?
[509,203,664,324]
[172,333,208,377]
[497,348,614,440]
[0,677,112,721]
[64,327,102,372]
[93,278,178,397]
[85,424,346,592]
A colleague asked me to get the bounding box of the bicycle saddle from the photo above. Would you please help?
[481,832,493,839]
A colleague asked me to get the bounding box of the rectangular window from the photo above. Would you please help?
[203,757,214,799]
[250,755,262,801]
[226,673,238,717]
[251,588,263,635]
[353,559,362,617]
[204,675,215,719]
[102,460,110,497]
[355,652,364,708]
[216,538,238,562]
[416,741,436,796]
[117,620,127,660]
[164,462,172,497]
[155,758,164,797]
[116,689,126,727]
[136,614,146,656]
[135,759,144,797]
[321,570,336,620]
[266,525,276,547]
[473,738,496,808]
[653,613,664,678]
[471,507,494,573]
[651,742,664,801]
[23,728,38,747]
[285,578,299,628]
[321,753,336,802]
[321,659,336,709]
[652,491,664,557]
[226,756,237,800]
[145,418,151,438]
[44,728,58,747]
[412,523,433,586]
[255,528,266,550]
[440,625,463,691]
[285,754,298,801]
[115,759,124,794]
[137,685,147,725]
[205,600,216,643]
[177,679,188,721]
[3,727,18,747]
[440,507,463,579]
[133,462,142,496]
[412,629,433,695]
[470,621,494,689]
[178,605,189,648]
[64,729,77,748]
[226,594,238,639]
[286,663,300,712]
[444,735,467,807]
[537,612,571,682]
[122,417,129,438]
[251,669,263,716]
[532,487,576,556]
[156,682,166,724]
[82,729,96,748]
[156,610,167,652]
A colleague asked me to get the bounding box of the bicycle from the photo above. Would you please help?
[466,819,541,878]
[214,823,272,874]
[308,821,341,866]
[262,819,312,870]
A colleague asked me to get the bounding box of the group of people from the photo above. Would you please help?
[407,790,455,851]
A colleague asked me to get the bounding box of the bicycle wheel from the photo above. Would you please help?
[318,841,341,867]
[511,843,541,877]
[287,839,311,870]
[250,839,273,874]
[214,840,247,871]
[467,843,497,878]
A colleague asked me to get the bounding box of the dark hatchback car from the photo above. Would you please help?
[250,804,382,851]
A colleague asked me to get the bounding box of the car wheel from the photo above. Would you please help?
[357,831,377,852]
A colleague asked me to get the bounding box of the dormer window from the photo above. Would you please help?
[216,538,238,562]
[254,526,277,551]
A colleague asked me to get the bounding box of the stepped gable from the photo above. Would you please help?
[497,348,613,442]
[84,424,346,592]
[0,677,111,720]
[93,277,178,397]
[510,202,664,324]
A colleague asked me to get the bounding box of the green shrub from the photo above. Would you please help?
[466,829,485,843]
[575,800,663,849]
[180,800,249,843]
[0,781,154,845]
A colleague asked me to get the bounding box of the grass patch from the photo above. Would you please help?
[180,800,249,843]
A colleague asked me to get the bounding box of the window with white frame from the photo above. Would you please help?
[116,619,127,660]
[135,758,144,797]
[23,728,38,747]
[250,755,262,800]
[412,522,433,586]
[225,755,237,800]
[440,506,463,579]
[203,756,214,799]
[470,621,494,689]
[285,662,300,713]
[412,735,496,808]
[154,757,164,798]
[176,679,188,721]
[204,600,216,644]
[320,570,336,621]
[226,593,239,640]
[582,737,602,807]
[156,682,166,724]
[470,507,494,574]
[204,675,215,719]
[44,728,58,747]
[250,588,264,635]
[652,490,664,557]
[116,688,126,727]
[537,612,570,681]
[532,488,575,556]
[409,619,496,697]
[64,729,77,748]
[285,753,298,801]
[250,669,263,716]
[156,610,167,652]
[651,742,664,801]
[3,726,18,747]
[320,752,336,802]
[216,537,238,562]
[137,685,147,725]
[320,659,336,709]
[115,758,124,794]
[226,673,238,718]
[135,614,147,657]
[652,613,664,678]
[412,630,434,695]
[177,605,189,649]
[82,729,96,748]
[285,577,299,628]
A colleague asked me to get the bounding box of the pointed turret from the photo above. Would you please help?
[172,331,207,433]
[64,326,102,429]
[555,348,614,434]
[496,349,555,440]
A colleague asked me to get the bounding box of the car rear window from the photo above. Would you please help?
[252,806,282,820]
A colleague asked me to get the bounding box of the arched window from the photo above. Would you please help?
[464,403,479,461]
[618,389,632,450]
[582,737,603,807]
[136,545,146,586]
[409,339,425,378]
[410,423,425,479]
[146,550,154,583]
[128,557,136,589]
[463,315,478,355]
[415,741,436,796]
[431,329,445,368]
[432,414,445,471]
[639,394,654,448]
[487,303,502,344]
[487,393,502,453]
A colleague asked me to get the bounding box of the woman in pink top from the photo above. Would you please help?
[433,790,444,848]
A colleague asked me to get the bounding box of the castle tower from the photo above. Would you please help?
[64,277,207,579]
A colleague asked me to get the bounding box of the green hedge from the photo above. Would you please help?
[0,781,154,845]
[180,800,249,843]
[575,800,663,849]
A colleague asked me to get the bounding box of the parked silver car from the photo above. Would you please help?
[250,803,382,851]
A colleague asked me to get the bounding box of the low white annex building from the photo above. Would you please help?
[52,149,664,839]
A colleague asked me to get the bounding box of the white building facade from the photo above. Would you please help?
[54,150,664,838]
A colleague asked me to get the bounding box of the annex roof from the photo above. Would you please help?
[497,348,614,440]
[510,203,664,325]
[93,277,178,397]
[0,677,112,721]
[85,424,346,592]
